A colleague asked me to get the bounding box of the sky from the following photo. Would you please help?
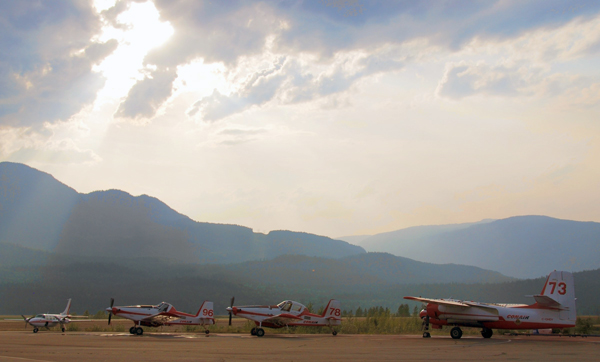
[1,0,600,238]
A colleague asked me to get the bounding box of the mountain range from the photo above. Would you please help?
[0,162,363,263]
[1,161,599,316]
[339,216,600,278]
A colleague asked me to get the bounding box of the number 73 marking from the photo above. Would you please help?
[548,281,567,295]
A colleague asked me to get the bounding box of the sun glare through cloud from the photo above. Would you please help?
[94,1,174,104]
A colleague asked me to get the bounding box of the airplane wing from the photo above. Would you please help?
[403,297,470,307]
[261,313,303,327]
[141,312,183,325]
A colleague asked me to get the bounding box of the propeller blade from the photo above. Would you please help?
[21,315,28,329]
[108,298,114,325]
[228,296,235,326]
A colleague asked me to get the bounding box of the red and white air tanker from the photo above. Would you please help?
[405,270,576,339]
[106,299,215,335]
[226,298,342,337]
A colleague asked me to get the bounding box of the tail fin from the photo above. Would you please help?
[61,299,72,316]
[321,299,341,319]
[195,301,214,320]
[535,271,576,321]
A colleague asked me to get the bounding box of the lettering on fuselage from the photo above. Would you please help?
[506,315,529,320]
[303,316,311,320]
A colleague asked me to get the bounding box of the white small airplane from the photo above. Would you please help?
[226,297,342,337]
[106,298,215,335]
[21,299,83,333]
[405,270,576,339]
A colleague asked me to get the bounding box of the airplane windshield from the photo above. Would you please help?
[157,303,168,312]
[278,301,292,312]
[35,315,44,318]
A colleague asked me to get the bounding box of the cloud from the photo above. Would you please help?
[115,68,178,119]
[0,0,114,128]
[188,48,408,122]
[0,126,100,165]
[437,62,532,99]
[102,0,600,120]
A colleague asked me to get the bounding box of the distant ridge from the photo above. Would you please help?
[0,162,364,263]
[342,216,600,278]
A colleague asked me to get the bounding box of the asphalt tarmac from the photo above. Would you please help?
[1,329,599,362]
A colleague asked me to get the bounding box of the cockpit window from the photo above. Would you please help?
[158,303,169,312]
[279,301,292,312]
[35,315,44,318]
[292,303,303,312]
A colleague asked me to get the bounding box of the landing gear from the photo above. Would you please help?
[450,327,462,339]
[33,328,39,333]
[205,329,210,335]
[256,328,265,337]
[250,327,257,336]
[129,326,136,334]
[481,328,493,339]
[422,315,430,338]
[332,330,338,336]
[135,327,144,335]
[61,327,66,332]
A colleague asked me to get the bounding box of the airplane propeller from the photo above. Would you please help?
[228,296,235,326]
[21,315,31,329]
[108,298,114,325]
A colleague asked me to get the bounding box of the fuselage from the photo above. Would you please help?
[229,301,341,329]
[107,302,214,327]
[27,314,70,328]
[422,301,575,330]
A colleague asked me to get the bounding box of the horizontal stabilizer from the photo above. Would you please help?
[532,295,565,310]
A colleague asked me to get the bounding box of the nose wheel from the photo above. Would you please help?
[422,315,430,338]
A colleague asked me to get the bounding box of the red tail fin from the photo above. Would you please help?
[321,299,341,319]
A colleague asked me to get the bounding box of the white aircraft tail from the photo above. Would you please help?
[534,270,576,321]
[61,299,72,316]
[194,301,214,322]
[321,299,341,319]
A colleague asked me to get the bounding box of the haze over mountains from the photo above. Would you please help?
[0,162,363,263]
[339,216,600,279]
[1,161,600,316]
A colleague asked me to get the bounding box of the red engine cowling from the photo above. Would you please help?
[426,303,440,319]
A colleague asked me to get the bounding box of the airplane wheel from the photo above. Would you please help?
[33,328,38,333]
[481,328,493,339]
[250,328,257,336]
[423,332,431,338]
[205,330,210,335]
[332,330,338,336]
[62,327,66,332]
[135,327,144,336]
[129,326,136,334]
[256,328,265,337]
[450,327,462,339]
